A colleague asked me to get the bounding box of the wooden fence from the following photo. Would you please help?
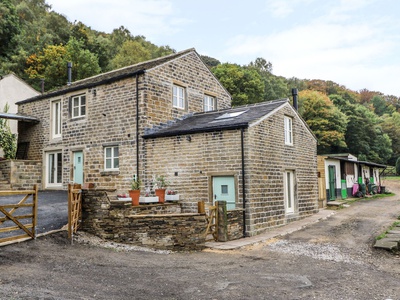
[0,185,38,246]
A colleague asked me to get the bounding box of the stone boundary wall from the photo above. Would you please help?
[81,189,207,251]
[0,160,42,190]
[227,209,244,241]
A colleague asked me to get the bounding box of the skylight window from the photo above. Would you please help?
[215,110,247,120]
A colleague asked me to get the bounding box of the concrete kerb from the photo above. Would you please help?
[205,209,336,250]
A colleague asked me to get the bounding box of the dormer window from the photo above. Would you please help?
[173,84,185,109]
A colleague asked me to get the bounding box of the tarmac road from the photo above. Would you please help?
[0,190,68,236]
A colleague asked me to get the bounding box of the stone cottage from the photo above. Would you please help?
[15,48,318,236]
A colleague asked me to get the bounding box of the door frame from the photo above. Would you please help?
[44,150,63,189]
[73,150,84,185]
[208,172,238,209]
[284,170,296,215]
[328,165,337,201]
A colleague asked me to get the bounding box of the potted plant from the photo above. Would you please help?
[129,176,141,206]
[165,190,179,201]
[154,175,169,203]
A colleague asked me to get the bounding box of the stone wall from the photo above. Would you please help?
[0,159,42,190]
[227,209,244,241]
[246,104,318,235]
[81,189,207,251]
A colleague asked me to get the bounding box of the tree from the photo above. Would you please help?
[396,157,400,175]
[381,112,400,165]
[0,104,16,159]
[298,90,347,154]
[0,0,20,57]
[200,55,220,69]
[110,40,151,69]
[212,63,264,106]
[25,37,100,90]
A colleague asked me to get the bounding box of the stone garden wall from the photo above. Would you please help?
[0,159,42,190]
[81,189,208,251]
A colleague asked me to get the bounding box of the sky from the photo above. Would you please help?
[47,0,400,97]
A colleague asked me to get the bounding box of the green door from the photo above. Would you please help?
[73,151,83,185]
[213,176,236,210]
[328,165,336,201]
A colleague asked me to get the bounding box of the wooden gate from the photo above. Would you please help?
[0,185,38,246]
[68,184,82,240]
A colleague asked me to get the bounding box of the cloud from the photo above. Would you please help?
[48,0,192,38]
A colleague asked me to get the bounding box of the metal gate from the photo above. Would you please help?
[0,185,38,246]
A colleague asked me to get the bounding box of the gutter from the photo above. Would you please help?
[142,123,249,139]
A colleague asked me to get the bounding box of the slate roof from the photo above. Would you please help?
[143,99,289,138]
[17,48,197,105]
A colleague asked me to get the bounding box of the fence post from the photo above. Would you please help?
[197,201,205,214]
[33,184,38,239]
[216,201,228,242]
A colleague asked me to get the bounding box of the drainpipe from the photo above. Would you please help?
[241,128,247,237]
[136,74,140,180]
[67,62,72,86]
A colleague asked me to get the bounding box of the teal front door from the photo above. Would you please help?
[73,151,83,184]
[328,165,336,201]
[212,176,236,210]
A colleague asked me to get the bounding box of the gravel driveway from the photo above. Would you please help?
[1,181,400,300]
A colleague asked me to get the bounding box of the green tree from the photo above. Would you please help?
[396,157,400,175]
[0,103,16,159]
[200,55,220,68]
[381,112,400,165]
[298,90,347,154]
[110,40,151,69]
[371,95,394,116]
[0,0,20,57]
[212,63,264,106]
[25,37,100,90]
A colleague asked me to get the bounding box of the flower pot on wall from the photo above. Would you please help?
[155,189,166,203]
[129,190,140,206]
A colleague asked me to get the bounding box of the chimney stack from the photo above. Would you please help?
[67,62,72,86]
[292,88,298,111]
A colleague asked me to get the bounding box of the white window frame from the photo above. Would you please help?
[204,95,216,112]
[173,85,185,109]
[46,151,63,188]
[284,170,295,214]
[104,146,119,170]
[51,100,62,139]
[72,95,86,118]
[284,116,293,145]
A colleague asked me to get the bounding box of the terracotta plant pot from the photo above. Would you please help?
[155,188,166,203]
[129,190,140,206]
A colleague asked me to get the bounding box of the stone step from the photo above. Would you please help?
[374,238,399,250]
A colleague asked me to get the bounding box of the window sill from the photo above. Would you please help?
[100,170,120,176]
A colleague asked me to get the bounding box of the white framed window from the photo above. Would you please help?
[71,95,86,118]
[46,151,62,187]
[284,116,293,145]
[51,100,62,138]
[104,146,119,170]
[173,85,185,109]
[284,170,295,214]
[204,95,216,112]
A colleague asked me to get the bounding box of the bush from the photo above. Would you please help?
[396,157,400,175]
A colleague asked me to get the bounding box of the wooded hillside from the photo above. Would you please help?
[1,0,399,166]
